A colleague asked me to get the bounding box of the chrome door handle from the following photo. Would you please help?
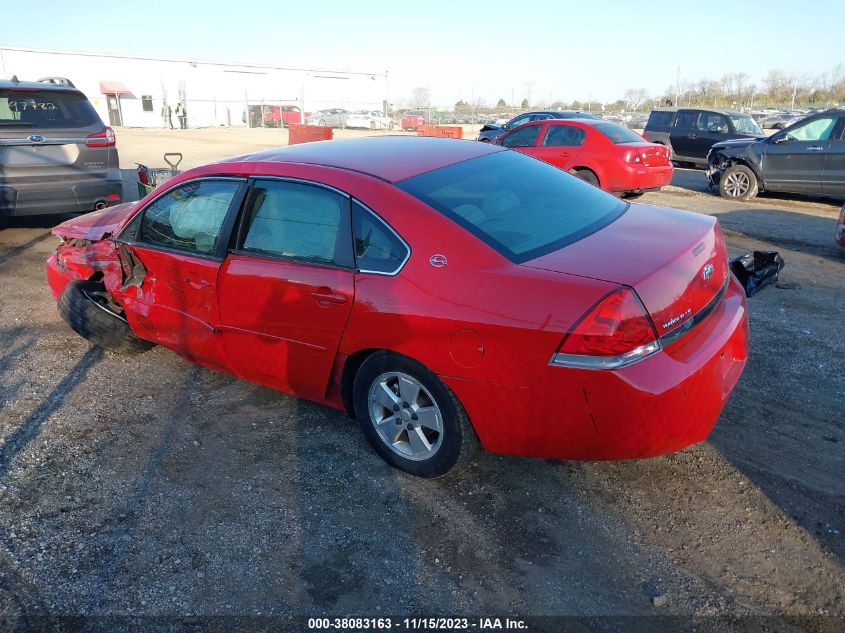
[310,289,347,304]
[806,146,824,151]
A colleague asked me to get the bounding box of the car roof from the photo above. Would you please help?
[0,78,79,92]
[220,136,505,183]
[650,107,748,117]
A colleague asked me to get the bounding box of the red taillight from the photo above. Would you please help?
[552,287,660,369]
[621,149,642,164]
[85,127,115,148]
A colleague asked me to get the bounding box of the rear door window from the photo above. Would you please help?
[696,113,729,133]
[674,111,699,129]
[0,89,101,129]
[501,124,542,147]
[542,125,586,147]
[239,180,348,265]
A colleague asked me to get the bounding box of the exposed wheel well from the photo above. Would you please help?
[723,158,763,188]
[571,167,600,185]
[340,348,382,418]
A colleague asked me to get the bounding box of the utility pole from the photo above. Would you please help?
[675,65,681,106]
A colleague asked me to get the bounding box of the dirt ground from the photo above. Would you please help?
[0,127,843,631]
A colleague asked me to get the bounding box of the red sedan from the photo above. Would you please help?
[47,137,747,477]
[496,119,674,197]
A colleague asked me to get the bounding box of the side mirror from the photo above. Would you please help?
[773,136,789,144]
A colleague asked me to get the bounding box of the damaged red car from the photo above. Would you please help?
[47,137,748,477]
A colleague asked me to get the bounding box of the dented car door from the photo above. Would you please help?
[113,178,246,367]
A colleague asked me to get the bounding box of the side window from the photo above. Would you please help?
[353,202,409,274]
[786,116,838,142]
[501,124,541,148]
[697,113,729,133]
[543,125,586,147]
[506,114,530,129]
[239,180,345,264]
[139,179,240,255]
[674,111,699,129]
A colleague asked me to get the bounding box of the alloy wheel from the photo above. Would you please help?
[368,372,444,461]
[724,171,750,198]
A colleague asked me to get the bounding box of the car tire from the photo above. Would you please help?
[622,192,644,200]
[571,168,600,187]
[58,280,153,353]
[719,164,758,201]
[353,351,479,478]
[318,119,326,127]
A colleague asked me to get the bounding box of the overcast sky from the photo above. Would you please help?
[2,0,842,106]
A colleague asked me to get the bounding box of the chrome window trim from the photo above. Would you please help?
[245,175,351,200]
[352,200,411,277]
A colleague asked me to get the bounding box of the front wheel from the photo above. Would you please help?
[58,280,153,353]
[353,352,479,477]
[719,164,758,201]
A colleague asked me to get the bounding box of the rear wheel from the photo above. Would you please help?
[571,168,599,187]
[318,119,326,127]
[353,351,479,477]
[58,280,153,353]
[719,164,758,201]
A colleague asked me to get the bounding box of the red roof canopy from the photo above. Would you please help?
[99,81,130,95]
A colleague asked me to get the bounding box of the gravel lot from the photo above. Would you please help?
[0,127,843,631]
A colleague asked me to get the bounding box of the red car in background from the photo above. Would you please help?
[401,110,436,131]
[46,137,747,477]
[497,119,673,197]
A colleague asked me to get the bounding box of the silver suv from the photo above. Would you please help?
[0,76,121,217]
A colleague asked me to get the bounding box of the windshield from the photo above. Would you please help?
[730,115,763,135]
[397,150,627,263]
[0,89,100,128]
[594,123,645,144]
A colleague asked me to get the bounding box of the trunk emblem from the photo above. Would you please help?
[28,134,46,143]
[702,263,714,281]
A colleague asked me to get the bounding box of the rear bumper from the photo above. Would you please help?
[609,164,674,193]
[1,177,122,216]
[444,275,749,461]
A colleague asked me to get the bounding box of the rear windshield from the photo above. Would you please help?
[594,123,645,144]
[0,89,101,129]
[647,110,674,128]
[729,115,763,135]
[397,150,627,263]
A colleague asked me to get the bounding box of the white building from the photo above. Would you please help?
[0,45,388,128]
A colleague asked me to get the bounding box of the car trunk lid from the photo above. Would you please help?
[620,142,672,167]
[523,203,729,339]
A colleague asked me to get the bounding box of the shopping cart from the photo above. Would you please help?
[136,152,183,198]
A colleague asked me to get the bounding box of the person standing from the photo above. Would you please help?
[176,102,187,129]
[161,102,173,129]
